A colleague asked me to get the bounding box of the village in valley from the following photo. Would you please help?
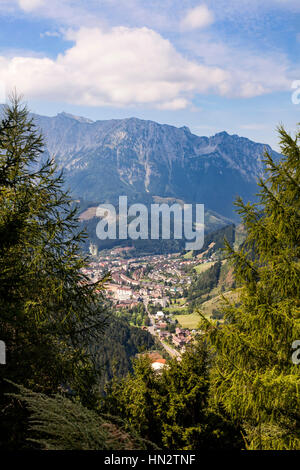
[81,241,233,366]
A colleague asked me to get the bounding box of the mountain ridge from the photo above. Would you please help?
[1,105,281,220]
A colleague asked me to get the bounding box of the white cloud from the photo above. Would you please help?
[0,26,229,109]
[40,30,62,38]
[0,79,6,102]
[18,0,44,12]
[157,98,189,110]
[181,4,214,31]
[0,24,293,110]
[184,36,293,98]
[0,1,100,28]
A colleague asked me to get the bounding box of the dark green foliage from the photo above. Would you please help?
[116,303,148,327]
[188,261,222,309]
[0,96,107,449]
[199,125,300,449]
[103,342,243,450]
[91,316,155,393]
[8,382,151,450]
[194,224,235,257]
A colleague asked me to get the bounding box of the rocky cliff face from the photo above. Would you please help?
[32,112,280,219]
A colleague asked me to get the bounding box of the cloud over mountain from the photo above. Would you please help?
[0,26,229,109]
[0,23,292,109]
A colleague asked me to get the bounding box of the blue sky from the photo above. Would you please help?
[0,0,299,149]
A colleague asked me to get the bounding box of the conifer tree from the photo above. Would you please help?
[199,125,300,449]
[103,343,243,449]
[0,95,108,449]
[8,383,150,450]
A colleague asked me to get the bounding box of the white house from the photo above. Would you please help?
[155,311,165,320]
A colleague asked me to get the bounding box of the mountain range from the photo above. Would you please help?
[31,111,280,223]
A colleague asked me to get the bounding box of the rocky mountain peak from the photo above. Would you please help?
[31,111,280,219]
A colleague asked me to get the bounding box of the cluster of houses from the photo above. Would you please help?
[104,281,170,310]
[82,252,185,308]
[81,248,211,338]
[171,328,194,349]
[153,311,195,351]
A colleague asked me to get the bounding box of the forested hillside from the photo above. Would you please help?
[90,316,156,392]
[78,205,234,256]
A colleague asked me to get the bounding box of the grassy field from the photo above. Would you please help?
[183,250,194,259]
[172,298,186,306]
[175,290,241,328]
[164,305,189,315]
[194,259,228,275]
[193,261,214,274]
[199,289,241,317]
[174,312,201,329]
